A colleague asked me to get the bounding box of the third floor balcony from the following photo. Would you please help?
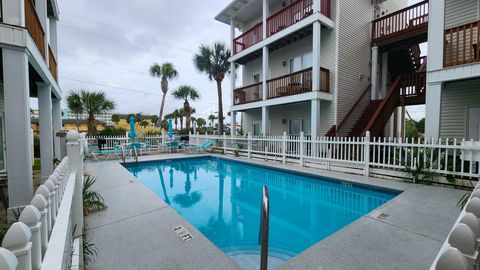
[230,0,332,55]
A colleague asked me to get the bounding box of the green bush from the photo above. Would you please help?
[97,126,127,136]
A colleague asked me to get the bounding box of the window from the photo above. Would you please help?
[253,122,261,136]
[288,118,311,135]
[253,73,260,84]
[302,118,311,135]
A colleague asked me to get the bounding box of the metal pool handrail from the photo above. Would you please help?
[259,186,270,270]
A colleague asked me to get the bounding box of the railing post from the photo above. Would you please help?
[19,205,42,270]
[0,247,18,270]
[300,132,305,167]
[248,132,252,159]
[44,179,57,226]
[282,132,287,164]
[30,194,48,255]
[2,222,32,270]
[364,131,371,176]
[66,131,84,239]
[35,185,52,235]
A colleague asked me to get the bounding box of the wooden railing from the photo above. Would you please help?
[444,20,480,67]
[372,0,429,45]
[336,85,372,137]
[48,46,58,81]
[399,71,426,98]
[320,0,331,19]
[234,82,263,105]
[267,68,312,99]
[233,22,263,54]
[319,67,330,92]
[267,0,313,37]
[25,0,45,58]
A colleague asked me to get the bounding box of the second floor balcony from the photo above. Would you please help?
[234,67,330,105]
[233,0,331,55]
[444,19,480,68]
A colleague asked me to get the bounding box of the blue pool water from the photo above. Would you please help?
[124,157,397,268]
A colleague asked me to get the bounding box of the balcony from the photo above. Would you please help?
[233,0,331,55]
[444,20,480,68]
[372,0,429,47]
[233,67,330,105]
[25,0,46,59]
[49,46,58,80]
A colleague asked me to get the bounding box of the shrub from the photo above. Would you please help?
[97,126,127,136]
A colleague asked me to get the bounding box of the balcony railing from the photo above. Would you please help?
[234,82,263,105]
[25,0,45,59]
[444,20,480,67]
[233,0,331,55]
[49,46,58,81]
[233,67,330,105]
[267,0,313,37]
[372,0,429,45]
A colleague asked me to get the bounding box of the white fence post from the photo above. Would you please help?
[44,179,57,226]
[30,194,48,255]
[18,205,42,270]
[196,132,200,145]
[2,222,32,270]
[35,185,52,235]
[364,131,371,176]
[247,133,252,159]
[66,131,84,239]
[300,132,305,167]
[0,247,18,270]
[282,132,287,164]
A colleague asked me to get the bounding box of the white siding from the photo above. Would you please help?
[445,0,478,29]
[440,78,480,139]
[336,0,373,126]
[377,0,407,19]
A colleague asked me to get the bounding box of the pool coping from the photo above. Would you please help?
[87,153,465,270]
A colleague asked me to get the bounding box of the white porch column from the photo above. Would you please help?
[313,0,320,13]
[311,99,321,139]
[312,21,322,91]
[2,0,25,26]
[49,18,58,57]
[34,0,48,31]
[231,61,236,105]
[230,18,235,52]
[262,46,269,100]
[38,83,54,180]
[262,0,269,40]
[52,98,62,159]
[380,52,388,99]
[425,82,442,139]
[3,48,33,208]
[371,46,379,100]
[262,106,269,135]
[231,111,237,136]
[427,0,445,71]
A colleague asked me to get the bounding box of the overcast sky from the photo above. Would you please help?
[55,0,233,121]
[49,0,424,121]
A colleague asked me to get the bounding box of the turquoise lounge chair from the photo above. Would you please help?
[185,140,214,152]
[87,144,129,161]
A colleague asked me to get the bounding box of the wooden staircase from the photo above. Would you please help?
[348,101,382,137]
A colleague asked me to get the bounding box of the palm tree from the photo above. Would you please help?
[140,120,149,129]
[178,108,186,130]
[67,93,83,131]
[111,114,120,126]
[66,90,115,135]
[208,114,216,127]
[190,116,196,130]
[149,62,178,125]
[151,115,159,126]
[172,109,180,130]
[196,118,206,128]
[193,42,232,135]
[172,85,200,131]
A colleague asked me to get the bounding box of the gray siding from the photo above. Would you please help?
[440,78,480,139]
[445,0,478,29]
[336,0,373,127]
[0,82,4,113]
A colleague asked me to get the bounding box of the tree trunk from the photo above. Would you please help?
[185,101,191,131]
[159,92,167,125]
[87,113,97,136]
[216,80,224,134]
[180,118,184,130]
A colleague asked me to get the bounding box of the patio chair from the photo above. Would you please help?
[185,140,214,152]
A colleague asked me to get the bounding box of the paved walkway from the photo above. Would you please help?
[85,154,466,270]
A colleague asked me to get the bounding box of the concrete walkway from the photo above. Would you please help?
[85,154,466,270]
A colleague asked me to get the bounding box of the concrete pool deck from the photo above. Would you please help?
[85,154,467,270]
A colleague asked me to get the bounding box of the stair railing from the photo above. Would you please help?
[334,85,372,137]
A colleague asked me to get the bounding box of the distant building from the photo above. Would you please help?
[63,109,115,126]
[31,118,107,134]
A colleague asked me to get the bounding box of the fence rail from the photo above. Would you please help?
[85,134,168,149]
[191,132,480,183]
[444,20,480,67]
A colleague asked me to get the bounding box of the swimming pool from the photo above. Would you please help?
[124,157,398,269]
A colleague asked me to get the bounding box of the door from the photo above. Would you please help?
[253,122,261,136]
[468,107,480,140]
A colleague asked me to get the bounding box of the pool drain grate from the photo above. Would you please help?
[173,225,194,242]
[376,212,390,220]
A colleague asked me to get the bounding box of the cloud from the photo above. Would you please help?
[56,0,236,121]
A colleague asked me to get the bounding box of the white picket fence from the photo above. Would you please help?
[190,132,480,185]
[0,131,85,270]
[85,134,168,149]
